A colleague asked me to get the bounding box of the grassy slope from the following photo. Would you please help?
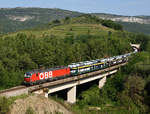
[3,23,113,38]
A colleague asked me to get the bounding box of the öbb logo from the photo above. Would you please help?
[39,71,53,79]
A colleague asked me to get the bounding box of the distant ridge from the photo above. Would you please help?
[0,7,150,34]
[0,7,82,34]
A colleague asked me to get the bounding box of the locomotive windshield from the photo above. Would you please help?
[24,72,32,78]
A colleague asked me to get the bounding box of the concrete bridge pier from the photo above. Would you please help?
[67,86,76,104]
[99,76,106,89]
[45,92,49,98]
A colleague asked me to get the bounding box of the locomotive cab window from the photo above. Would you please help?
[36,73,38,77]
[24,73,32,78]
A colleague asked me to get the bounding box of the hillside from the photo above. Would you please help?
[118,22,150,34]
[0,7,82,34]
[2,15,122,39]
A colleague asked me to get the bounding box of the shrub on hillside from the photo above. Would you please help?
[25,107,35,114]
[0,97,10,114]
[101,20,123,30]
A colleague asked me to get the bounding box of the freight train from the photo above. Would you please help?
[24,48,138,85]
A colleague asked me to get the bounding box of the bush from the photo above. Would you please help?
[52,19,60,24]
[25,107,35,114]
[0,97,10,114]
[101,20,123,30]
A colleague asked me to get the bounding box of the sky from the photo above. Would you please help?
[0,0,149,16]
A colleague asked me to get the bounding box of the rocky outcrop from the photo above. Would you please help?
[93,13,150,24]
[7,15,34,22]
[100,16,150,24]
[10,95,73,114]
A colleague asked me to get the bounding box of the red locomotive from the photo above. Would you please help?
[24,67,70,85]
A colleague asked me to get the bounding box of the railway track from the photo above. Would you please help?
[0,85,27,94]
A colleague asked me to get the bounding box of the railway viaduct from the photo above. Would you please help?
[0,63,126,104]
[0,44,140,104]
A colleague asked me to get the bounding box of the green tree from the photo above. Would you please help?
[52,19,60,24]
